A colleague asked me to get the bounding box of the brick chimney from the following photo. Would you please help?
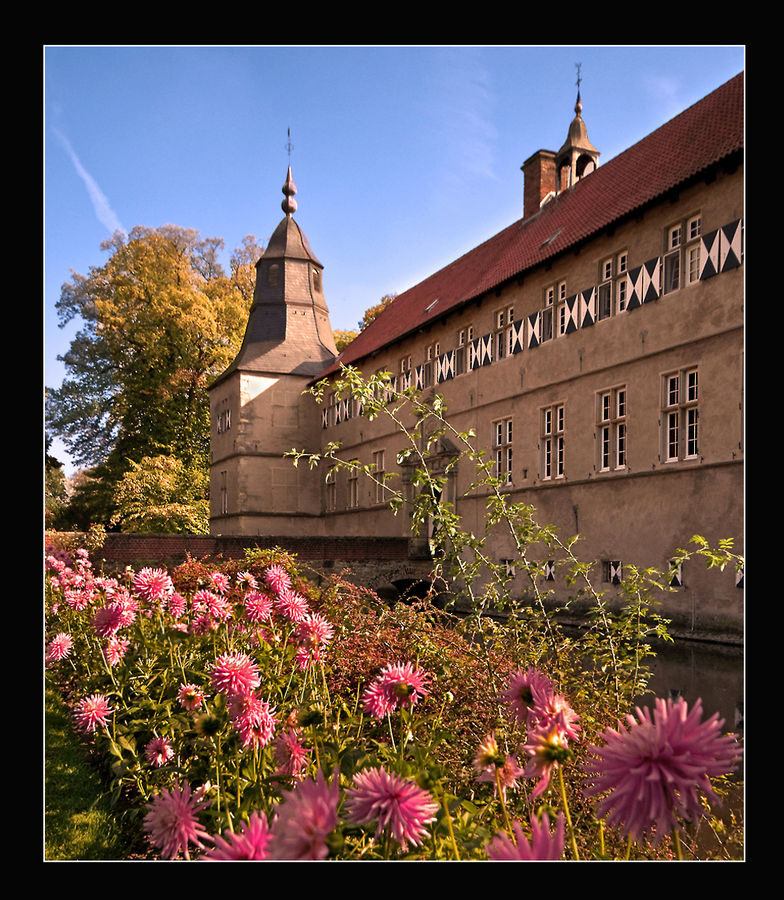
[522,149,556,219]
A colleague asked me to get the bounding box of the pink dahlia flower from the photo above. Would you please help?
[204,811,272,860]
[132,567,174,605]
[362,660,430,719]
[344,766,439,853]
[273,728,311,780]
[474,734,525,802]
[193,589,232,622]
[500,666,556,728]
[167,591,187,619]
[45,632,73,663]
[274,587,310,623]
[228,692,277,750]
[104,635,130,667]
[485,812,566,860]
[582,696,742,846]
[177,682,208,711]
[74,693,113,733]
[207,571,231,593]
[143,780,211,860]
[520,720,572,799]
[264,564,291,595]
[269,768,340,860]
[91,602,125,638]
[210,652,261,697]
[243,590,274,623]
[145,736,175,767]
[295,612,335,650]
[64,587,92,611]
[236,571,258,590]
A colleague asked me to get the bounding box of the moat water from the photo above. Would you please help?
[639,636,744,735]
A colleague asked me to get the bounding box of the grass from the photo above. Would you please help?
[44,678,139,861]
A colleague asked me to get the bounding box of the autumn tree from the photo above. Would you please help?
[46,225,262,528]
[356,293,397,331]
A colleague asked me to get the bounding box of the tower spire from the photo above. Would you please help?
[282,130,297,216]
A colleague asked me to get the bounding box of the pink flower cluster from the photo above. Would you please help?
[145,764,440,861]
[210,651,278,750]
[491,667,581,800]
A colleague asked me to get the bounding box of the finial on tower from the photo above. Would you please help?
[282,130,297,216]
[574,62,583,116]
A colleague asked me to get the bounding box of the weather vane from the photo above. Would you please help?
[286,128,293,163]
[575,62,582,92]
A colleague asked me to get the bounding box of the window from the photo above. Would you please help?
[663,215,701,294]
[494,417,513,484]
[597,386,627,471]
[422,343,439,388]
[220,471,228,515]
[372,450,386,503]
[399,355,412,390]
[216,407,231,433]
[325,469,337,511]
[662,368,699,462]
[540,287,555,343]
[542,404,565,480]
[455,326,473,375]
[494,307,515,360]
[603,560,623,585]
[347,463,360,509]
[616,251,629,312]
[597,252,629,319]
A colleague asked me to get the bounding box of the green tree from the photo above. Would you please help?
[46,226,262,526]
[45,433,68,527]
[109,454,209,534]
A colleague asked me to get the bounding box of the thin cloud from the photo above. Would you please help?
[430,48,499,187]
[52,127,126,237]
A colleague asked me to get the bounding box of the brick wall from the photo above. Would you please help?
[61,532,418,570]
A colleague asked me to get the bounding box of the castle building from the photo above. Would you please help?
[209,72,744,638]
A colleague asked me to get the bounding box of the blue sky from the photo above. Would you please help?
[44,44,744,474]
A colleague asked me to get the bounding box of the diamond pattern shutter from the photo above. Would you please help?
[720,219,743,272]
[580,287,596,328]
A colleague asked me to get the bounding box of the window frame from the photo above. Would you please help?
[597,385,628,472]
[541,403,565,480]
[372,449,386,504]
[663,214,701,295]
[493,416,514,485]
[662,368,699,462]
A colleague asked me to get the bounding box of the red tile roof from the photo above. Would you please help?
[321,72,743,377]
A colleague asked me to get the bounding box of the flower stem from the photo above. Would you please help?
[558,765,580,860]
[673,828,683,860]
[495,768,513,836]
[441,792,460,861]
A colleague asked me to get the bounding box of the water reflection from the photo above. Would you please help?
[638,637,744,735]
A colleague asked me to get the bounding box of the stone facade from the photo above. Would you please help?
[209,74,744,640]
